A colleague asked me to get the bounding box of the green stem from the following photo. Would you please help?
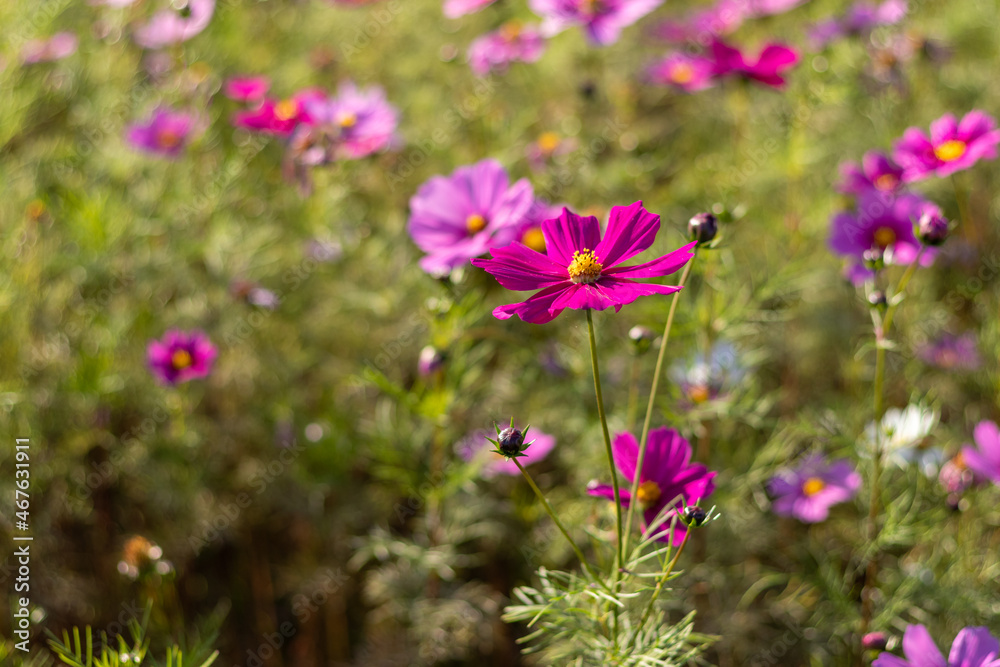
[623,254,697,558]
[513,458,608,591]
[587,308,622,574]
[632,526,692,642]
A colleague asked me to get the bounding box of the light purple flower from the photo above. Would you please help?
[828,192,937,278]
[648,52,715,91]
[147,330,217,385]
[301,81,400,159]
[512,200,566,252]
[468,22,547,76]
[224,76,270,103]
[918,332,981,371]
[810,0,907,48]
[134,0,215,49]
[408,159,534,274]
[746,0,809,18]
[472,202,695,324]
[20,32,78,64]
[893,110,1000,182]
[652,0,747,44]
[126,107,196,158]
[873,624,1000,667]
[768,455,860,523]
[837,151,905,196]
[962,420,1000,485]
[588,427,717,544]
[456,427,556,477]
[529,0,665,46]
[443,0,498,18]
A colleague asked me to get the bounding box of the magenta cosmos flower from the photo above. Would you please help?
[894,111,1000,182]
[456,427,557,477]
[709,38,799,89]
[224,76,270,103]
[408,159,534,274]
[134,0,215,49]
[232,88,326,137]
[126,107,196,158]
[300,82,400,159]
[837,151,906,196]
[873,624,1000,667]
[962,420,1000,485]
[444,0,498,18]
[829,192,938,276]
[468,22,547,76]
[472,202,695,324]
[648,52,715,92]
[20,32,78,64]
[529,0,664,46]
[147,330,217,385]
[588,427,716,544]
[768,455,860,522]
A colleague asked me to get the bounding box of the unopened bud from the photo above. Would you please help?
[917,210,949,246]
[688,212,718,246]
[680,505,708,527]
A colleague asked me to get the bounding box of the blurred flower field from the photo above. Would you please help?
[1,0,1000,664]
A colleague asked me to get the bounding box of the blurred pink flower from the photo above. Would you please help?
[456,428,557,477]
[300,81,400,159]
[134,0,215,49]
[147,330,217,385]
[893,110,1000,182]
[530,0,664,46]
[232,88,326,136]
[224,76,270,103]
[709,37,799,88]
[648,52,715,91]
[768,455,860,523]
[126,107,196,158]
[444,0,498,18]
[21,32,78,64]
[468,22,546,76]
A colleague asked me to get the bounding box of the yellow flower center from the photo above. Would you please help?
[688,385,710,404]
[802,477,825,497]
[337,111,357,128]
[537,131,561,154]
[274,99,299,121]
[873,226,896,249]
[874,174,897,191]
[156,129,182,149]
[500,20,522,40]
[671,62,695,84]
[636,480,661,507]
[171,350,193,370]
[934,140,966,162]
[466,214,487,234]
[567,249,603,284]
[954,451,966,469]
[521,226,546,253]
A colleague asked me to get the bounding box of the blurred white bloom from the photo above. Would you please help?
[861,403,940,474]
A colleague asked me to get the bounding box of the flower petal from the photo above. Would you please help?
[587,483,633,505]
[492,283,567,324]
[611,431,639,483]
[472,243,568,291]
[603,241,696,278]
[591,201,661,266]
[542,208,602,265]
[948,627,1000,666]
[902,625,947,667]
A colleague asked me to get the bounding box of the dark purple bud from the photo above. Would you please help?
[680,505,708,527]
[862,632,888,651]
[917,210,949,246]
[497,427,525,457]
[688,212,718,246]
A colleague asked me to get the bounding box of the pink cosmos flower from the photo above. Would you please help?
[961,420,1000,485]
[588,427,716,545]
[648,52,715,92]
[444,0,498,18]
[224,76,270,103]
[652,0,747,44]
[809,0,907,48]
[917,332,981,371]
[299,81,400,159]
[232,88,326,137]
[468,22,547,76]
[746,0,808,18]
[20,32,78,64]
[134,0,215,49]
[126,107,196,158]
[529,0,665,46]
[709,38,799,88]
[472,202,695,324]
[408,159,534,275]
[768,455,860,523]
[456,428,557,477]
[837,151,906,196]
[147,330,217,385]
[893,110,1000,182]
[512,200,565,253]
[873,624,1000,667]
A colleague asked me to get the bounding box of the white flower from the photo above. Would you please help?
[861,403,940,473]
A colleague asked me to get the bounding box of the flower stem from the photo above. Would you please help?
[586,308,623,576]
[512,458,608,590]
[623,254,697,558]
[631,526,692,643]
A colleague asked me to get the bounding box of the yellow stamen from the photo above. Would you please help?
[500,20,522,40]
[171,350,193,370]
[636,480,661,507]
[670,62,694,84]
[934,140,966,162]
[274,99,299,121]
[874,174,897,191]
[337,111,357,128]
[466,214,487,234]
[873,226,896,249]
[537,131,560,154]
[567,249,603,284]
[954,452,966,469]
[802,477,825,497]
[688,385,710,404]
[521,227,546,253]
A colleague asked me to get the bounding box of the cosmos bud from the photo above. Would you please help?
[687,212,718,246]
[680,505,708,528]
[917,210,949,246]
[862,632,888,652]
